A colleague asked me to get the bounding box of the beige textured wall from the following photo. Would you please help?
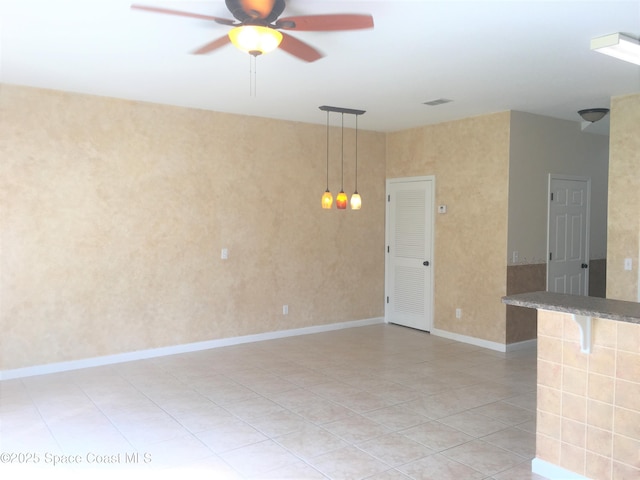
[606,94,640,302]
[0,85,386,371]
[386,113,511,343]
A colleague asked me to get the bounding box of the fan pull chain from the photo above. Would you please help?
[249,55,257,97]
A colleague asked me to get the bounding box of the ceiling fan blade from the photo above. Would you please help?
[192,35,232,54]
[276,14,374,31]
[278,32,324,62]
[131,5,236,26]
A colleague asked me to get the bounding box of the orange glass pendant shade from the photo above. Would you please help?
[336,191,348,209]
[322,190,333,209]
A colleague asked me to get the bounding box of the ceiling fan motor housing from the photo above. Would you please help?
[226,0,285,23]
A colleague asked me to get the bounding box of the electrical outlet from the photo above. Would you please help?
[221,248,228,260]
[455,308,462,319]
[283,305,289,315]
[624,258,632,271]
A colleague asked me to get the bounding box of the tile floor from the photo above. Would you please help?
[0,324,547,479]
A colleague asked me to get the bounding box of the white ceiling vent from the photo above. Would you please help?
[423,98,453,106]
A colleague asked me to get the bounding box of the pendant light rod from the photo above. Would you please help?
[325,110,330,190]
[340,113,344,190]
[319,105,366,116]
[354,115,358,191]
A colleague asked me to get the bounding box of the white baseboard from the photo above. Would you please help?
[531,458,590,479]
[506,338,537,352]
[430,328,508,352]
[429,328,537,353]
[0,317,384,381]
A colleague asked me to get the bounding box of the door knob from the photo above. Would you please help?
[581,263,589,269]
[423,261,430,266]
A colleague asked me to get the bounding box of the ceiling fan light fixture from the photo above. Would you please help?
[578,108,610,123]
[228,25,283,55]
[590,32,640,66]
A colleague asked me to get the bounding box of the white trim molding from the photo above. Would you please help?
[0,317,384,381]
[532,458,590,479]
[505,338,537,352]
[430,328,536,353]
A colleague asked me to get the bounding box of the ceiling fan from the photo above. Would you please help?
[131,0,374,62]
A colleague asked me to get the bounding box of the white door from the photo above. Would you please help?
[547,175,590,295]
[385,176,434,331]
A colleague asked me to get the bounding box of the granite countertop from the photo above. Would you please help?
[502,291,640,324]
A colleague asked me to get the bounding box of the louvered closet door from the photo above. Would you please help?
[385,177,434,331]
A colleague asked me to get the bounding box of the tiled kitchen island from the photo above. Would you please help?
[502,292,640,480]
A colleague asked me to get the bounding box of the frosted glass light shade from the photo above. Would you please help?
[350,192,362,210]
[321,190,333,209]
[336,191,348,209]
[578,108,609,123]
[228,26,283,55]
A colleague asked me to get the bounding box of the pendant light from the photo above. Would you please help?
[318,105,366,210]
[350,114,362,210]
[336,113,348,210]
[321,110,333,209]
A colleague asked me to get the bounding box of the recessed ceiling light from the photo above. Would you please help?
[423,98,453,106]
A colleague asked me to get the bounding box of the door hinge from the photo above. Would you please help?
[551,192,554,201]
[386,296,389,304]
[387,194,390,202]
[387,246,390,253]
[549,252,553,261]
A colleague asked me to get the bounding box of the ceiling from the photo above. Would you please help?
[1,0,639,133]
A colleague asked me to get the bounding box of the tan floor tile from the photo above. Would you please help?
[222,395,285,421]
[398,453,485,480]
[491,459,548,479]
[364,405,430,431]
[438,410,510,437]
[250,459,327,479]
[400,420,474,452]
[483,426,537,457]
[194,417,267,453]
[308,445,389,480]
[323,414,392,443]
[441,439,527,476]
[274,423,349,460]
[356,432,434,467]
[293,398,355,424]
[172,404,235,433]
[219,439,301,477]
[366,469,414,480]
[246,409,312,437]
[0,324,538,477]
[470,400,535,426]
